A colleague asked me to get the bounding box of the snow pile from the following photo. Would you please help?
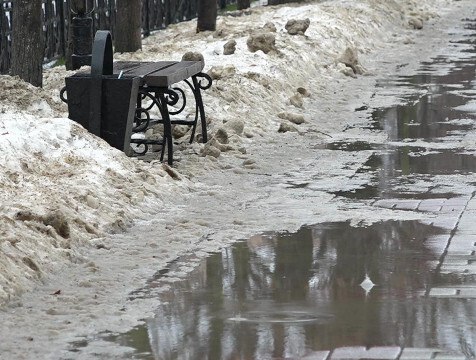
[0,109,193,305]
[0,0,451,306]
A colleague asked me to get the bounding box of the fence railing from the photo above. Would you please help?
[0,0,236,75]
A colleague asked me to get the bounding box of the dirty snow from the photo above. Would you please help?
[0,0,475,357]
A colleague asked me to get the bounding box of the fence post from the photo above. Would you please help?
[71,0,93,69]
[143,0,150,37]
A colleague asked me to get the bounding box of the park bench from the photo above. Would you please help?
[60,30,212,165]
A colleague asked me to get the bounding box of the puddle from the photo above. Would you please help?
[331,18,476,201]
[331,147,476,200]
[103,220,461,359]
[326,141,375,151]
[371,95,474,141]
[366,148,476,175]
[371,24,476,141]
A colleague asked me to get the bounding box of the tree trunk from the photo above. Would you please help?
[115,0,142,53]
[197,0,217,33]
[11,0,43,87]
[237,0,250,10]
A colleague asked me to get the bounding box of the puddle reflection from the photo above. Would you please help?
[106,221,462,359]
[368,147,476,176]
[373,66,476,141]
[332,146,476,200]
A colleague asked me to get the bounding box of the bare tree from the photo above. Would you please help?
[197,0,217,32]
[11,0,43,87]
[237,0,251,10]
[115,0,142,53]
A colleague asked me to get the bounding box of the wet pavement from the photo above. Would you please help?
[97,17,476,360]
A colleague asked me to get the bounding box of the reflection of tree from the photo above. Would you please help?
[273,228,314,302]
[379,64,476,142]
[225,243,258,359]
[231,243,251,302]
[206,254,224,360]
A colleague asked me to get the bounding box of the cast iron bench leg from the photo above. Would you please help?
[157,92,174,165]
[192,73,212,143]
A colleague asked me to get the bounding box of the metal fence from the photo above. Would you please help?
[0,0,228,75]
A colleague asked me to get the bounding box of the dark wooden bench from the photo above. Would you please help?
[61,30,212,165]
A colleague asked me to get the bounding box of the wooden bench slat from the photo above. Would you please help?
[113,61,205,87]
[114,61,177,78]
[144,61,204,87]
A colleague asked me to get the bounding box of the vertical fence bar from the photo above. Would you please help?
[109,0,115,38]
[96,0,104,29]
[157,0,163,30]
[58,0,65,58]
[164,0,170,26]
[44,0,54,61]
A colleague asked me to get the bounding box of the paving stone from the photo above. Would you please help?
[448,241,474,251]
[457,287,476,297]
[419,219,435,226]
[449,234,476,245]
[440,263,470,272]
[456,226,476,235]
[456,216,472,224]
[372,200,396,209]
[455,221,476,233]
[428,288,458,297]
[440,263,476,274]
[365,347,401,359]
[331,347,367,359]
[464,200,476,210]
[433,353,466,360]
[432,217,460,231]
[443,258,469,266]
[330,346,400,359]
[452,228,476,235]
[445,254,475,262]
[394,200,421,211]
[446,250,474,256]
[302,351,330,360]
[420,198,447,206]
[399,348,437,359]
[459,210,476,218]
[444,197,470,206]
[427,234,451,242]
[417,204,442,212]
[440,205,464,214]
